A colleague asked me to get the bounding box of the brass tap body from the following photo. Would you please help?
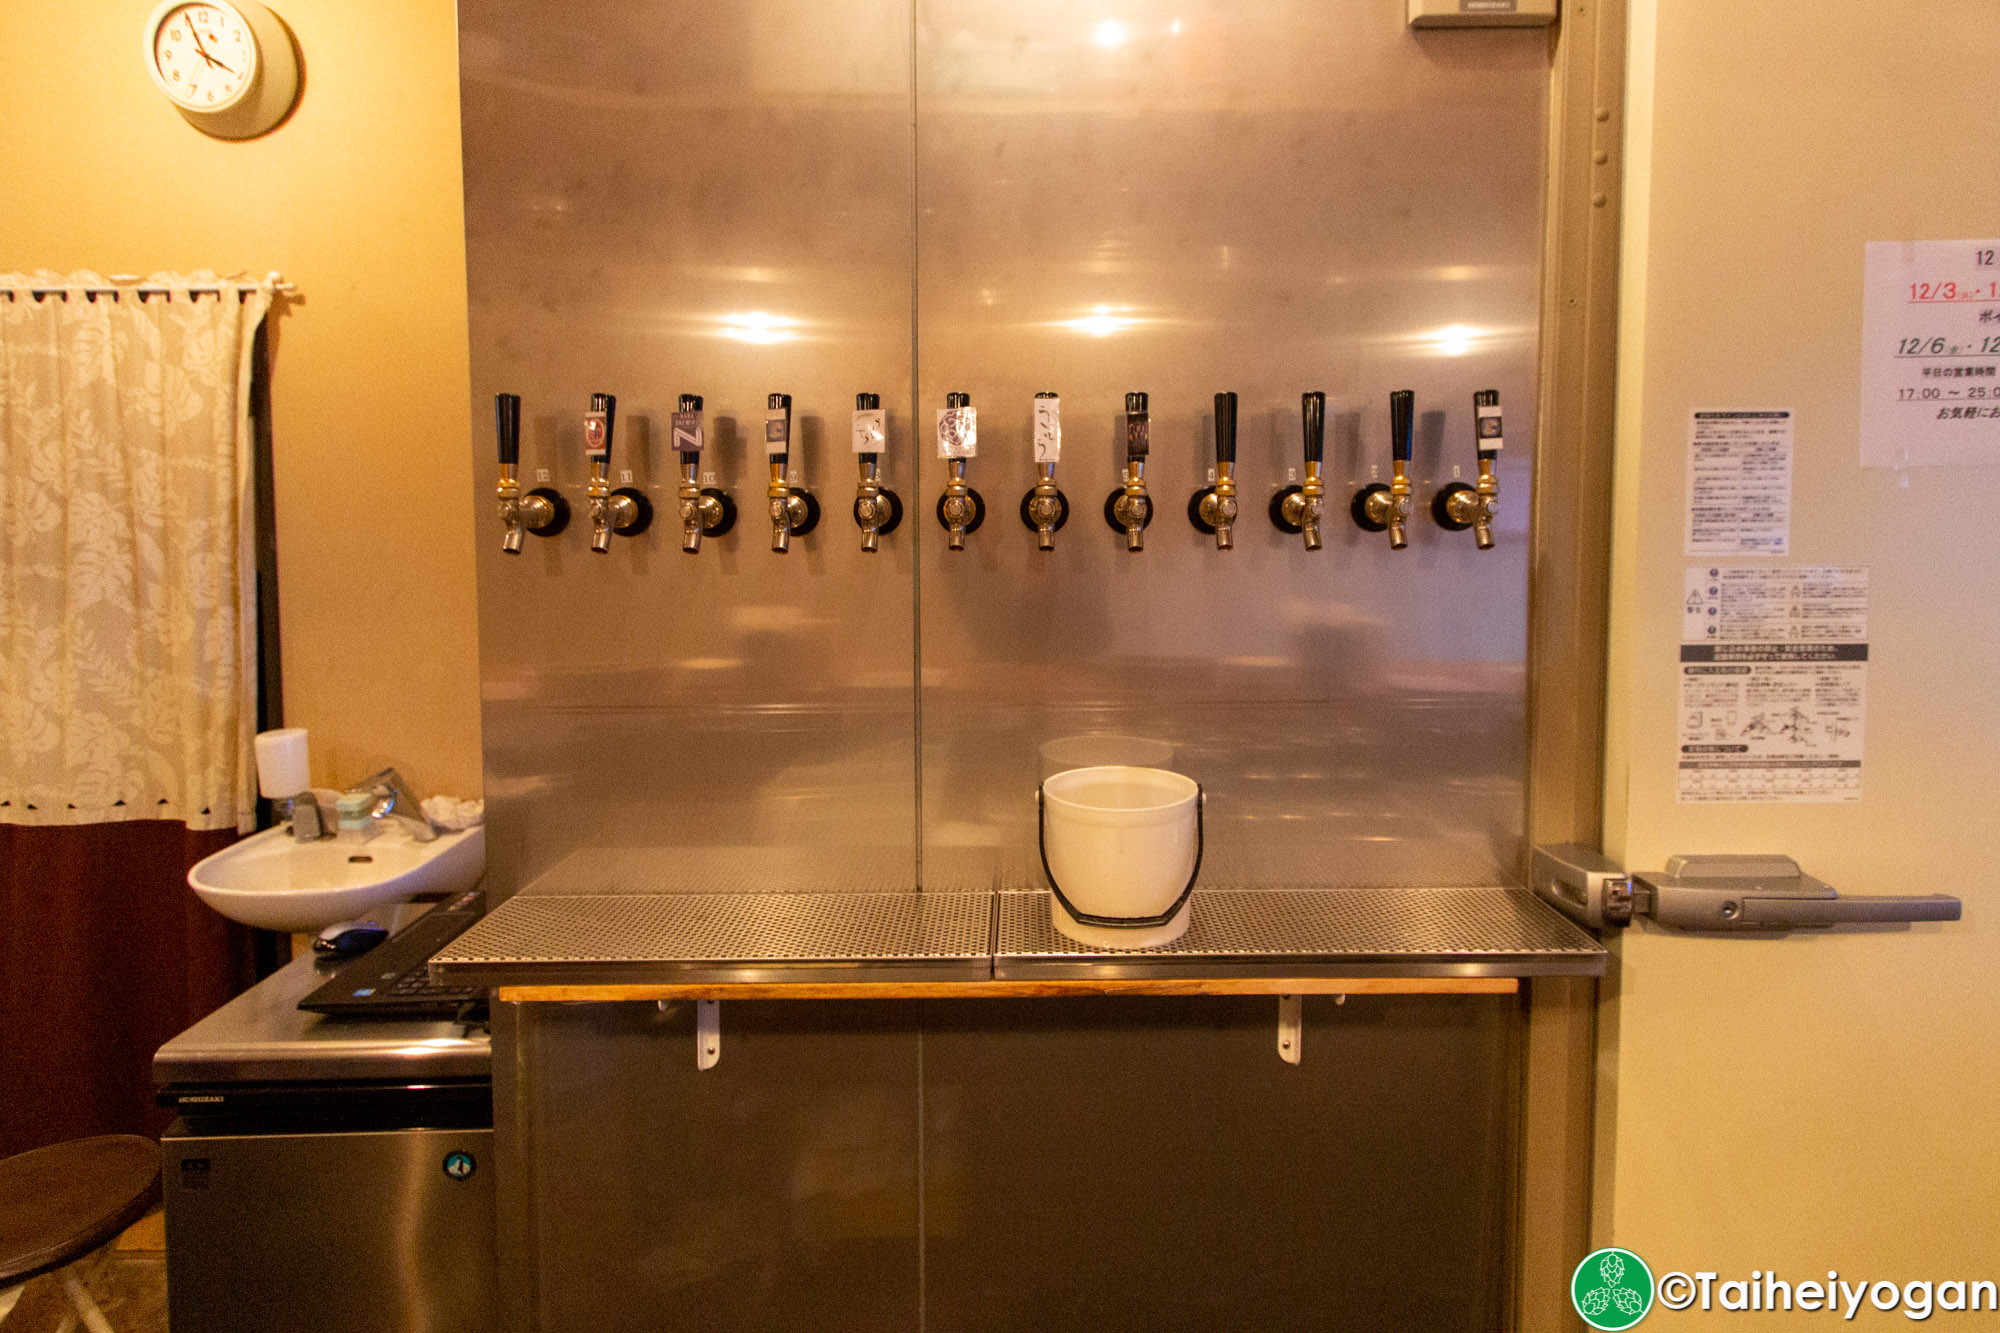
[497,466,524,554]
[587,475,641,554]
[680,461,724,553]
[1440,458,1500,550]
[941,459,975,551]
[1026,464,1063,551]
[1112,460,1149,552]
[854,459,889,553]
[1197,461,1238,550]
[1359,463,1412,550]
[768,461,812,553]
[1281,462,1326,550]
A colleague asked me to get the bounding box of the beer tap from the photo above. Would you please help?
[1188,391,1239,550]
[1019,392,1069,551]
[763,393,820,554]
[850,393,903,553]
[1269,391,1327,550]
[1103,391,1153,552]
[494,392,568,551]
[1352,389,1415,550]
[935,391,984,550]
[1432,389,1502,550]
[672,394,736,553]
[583,392,652,552]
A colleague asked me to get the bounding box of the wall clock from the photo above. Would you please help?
[144,1,299,139]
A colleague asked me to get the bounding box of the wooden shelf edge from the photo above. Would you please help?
[495,976,1521,1003]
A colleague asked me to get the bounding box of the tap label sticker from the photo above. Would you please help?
[1476,403,1504,450]
[852,408,886,454]
[670,410,704,454]
[584,412,609,458]
[1033,397,1061,463]
[765,411,791,457]
[1677,565,1867,803]
[937,406,977,458]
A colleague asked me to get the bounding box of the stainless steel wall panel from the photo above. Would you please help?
[461,0,919,897]
[913,3,1546,889]
[920,994,1516,1331]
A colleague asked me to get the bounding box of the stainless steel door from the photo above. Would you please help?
[163,1128,497,1333]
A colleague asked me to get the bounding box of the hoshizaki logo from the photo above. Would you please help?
[1573,1248,1656,1329]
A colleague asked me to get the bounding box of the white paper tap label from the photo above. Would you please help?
[852,408,886,454]
[1476,402,1504,451]
[937,406,977,459]
[1033,396,1061,463]
[765,409,791,458]
[670,410,704,454]
[583,411,609,458]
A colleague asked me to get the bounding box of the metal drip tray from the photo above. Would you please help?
[431,891,994,986]
[994,888,1605,979]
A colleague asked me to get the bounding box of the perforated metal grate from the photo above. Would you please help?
[995,888,1603,959]
[434,891,992,967]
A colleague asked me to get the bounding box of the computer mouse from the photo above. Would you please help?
[313,920,388,958]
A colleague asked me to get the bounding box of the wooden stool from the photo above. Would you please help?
[0,1136,160,1332]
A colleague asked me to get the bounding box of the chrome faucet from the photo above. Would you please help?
[347,767,438,842]
[277,792,326,843]
[764,392,820,553]
[672,394,736,553]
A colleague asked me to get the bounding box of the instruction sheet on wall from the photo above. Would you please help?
[1678,566,1867,803]
[1686,410,1792,555]
[1860,239,2000,468]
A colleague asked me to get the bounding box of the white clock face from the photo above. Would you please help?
[152,4,256,111]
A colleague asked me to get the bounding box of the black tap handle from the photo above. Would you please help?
[1390,390,1414,463]
[1125,391,1149,459]
[1474,389,1501,459]
[588,392,616,467]
[496,393,520,466]
[1212,392,1237,465]
[1301,391,1325,463]
[679,394,703,412]
[946,391,970,409]
[857,392,880,411]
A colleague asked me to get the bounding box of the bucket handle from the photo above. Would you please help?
[1036,783,1204,930]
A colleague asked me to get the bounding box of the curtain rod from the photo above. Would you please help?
[2,272,295,303]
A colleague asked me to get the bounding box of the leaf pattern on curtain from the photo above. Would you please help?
[1,271,271,832]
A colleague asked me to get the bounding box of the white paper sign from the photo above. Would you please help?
[1686,411,1791,556]
[936,406,976,459]
[1860,239,2000,468]
[851,408,885,454]
[1677,566,1867,804]
[1033,396,1061,463]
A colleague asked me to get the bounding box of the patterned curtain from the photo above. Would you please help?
[0,271,271,833]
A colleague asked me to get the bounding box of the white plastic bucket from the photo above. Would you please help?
[1040,766,1201,947]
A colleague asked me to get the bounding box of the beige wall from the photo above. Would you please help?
[1603,0,2000,1312]
[0,0,481,798]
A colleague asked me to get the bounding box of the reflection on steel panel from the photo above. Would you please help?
[508,1001,923,1333]
[914,2,1545,890]
[460,0,919,898]
[921,994,1516,1331]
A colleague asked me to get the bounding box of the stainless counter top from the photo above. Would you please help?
[154,954,491,1086]
[429,886,1605,989]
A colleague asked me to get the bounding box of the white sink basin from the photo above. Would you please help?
[189,822,485,931]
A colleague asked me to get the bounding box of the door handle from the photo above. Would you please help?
[1534,845,1963,933]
